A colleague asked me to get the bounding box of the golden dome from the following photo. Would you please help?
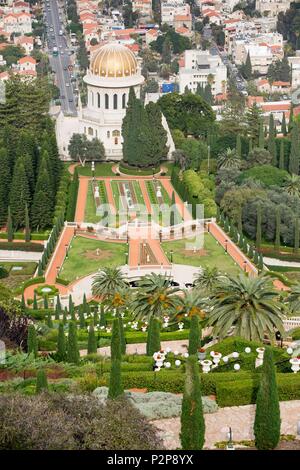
[90,43,138,78]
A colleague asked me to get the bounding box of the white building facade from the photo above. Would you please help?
[179,50,227,96]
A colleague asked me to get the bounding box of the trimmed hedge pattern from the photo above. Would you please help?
[0,242,44,252]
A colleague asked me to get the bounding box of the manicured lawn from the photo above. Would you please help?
[162,233,241,275]
[111,180,121,211]
[61,237,127,282]
[132,181,145,207]
[76,162,115,177]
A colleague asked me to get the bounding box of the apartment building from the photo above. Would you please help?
[255,0,291,17]
[161,0,190,27]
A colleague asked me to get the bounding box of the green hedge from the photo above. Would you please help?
[0,242,44,252]
[119,162,160,176]
[15,276,45,294]
[0,232,49,240]
[99,329,190,343]
[55,276,70,286]
[25,308,55,320]
[217,373,300,407]
[66,168,79,222]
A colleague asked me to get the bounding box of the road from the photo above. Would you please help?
[44,0,77,116]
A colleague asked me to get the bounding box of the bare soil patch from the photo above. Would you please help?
[84,249,112,261]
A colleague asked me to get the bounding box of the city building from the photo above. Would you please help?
[288,53,300,90]
[179,49,227,97]
[161,0,190,27]
[255,0,291,17]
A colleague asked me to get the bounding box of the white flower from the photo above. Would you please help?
[183,352,189,358]
[244,347,251,353]
[175,360,181,367]
[287,347,293,355]
[234,364,240,371]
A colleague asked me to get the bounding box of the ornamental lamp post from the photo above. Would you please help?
[170,250,173,263]
[225,239,228,253]
[243,260,247,272]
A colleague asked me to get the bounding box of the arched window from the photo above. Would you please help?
[97,92,100,108]
[107,131,110,138]
[122,93,126,109]
[88,127,93,136]
[105,93,109,109]
[113,93,118,109]
[114,137,118,145]
[112,130,120,137]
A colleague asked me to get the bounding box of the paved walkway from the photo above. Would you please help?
[152,400,300,449]
[0,251,43,262]
[264,257,300,268]
[75,178,88,223]
[80,339,190,357]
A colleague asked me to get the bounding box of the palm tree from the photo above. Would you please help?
[286,284,300,315]
[283,174,300,198]
[217,148,241,170]
[207,274,284,342]
[194,266,222,292]
[131,273,181,321]
[177,289,207,319]
[92,267,128,302]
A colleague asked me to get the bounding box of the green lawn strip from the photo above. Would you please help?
[0,262,37,276]
[76,163,115,177]
[162,233,240,275]
[61,237,127,282]
[111,180,122,212]
[265,265,300,272]
[146,180,158,205]
[84,183,101,224]
[132,181,146,207]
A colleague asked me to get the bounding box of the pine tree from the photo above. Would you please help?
[31,157,53,230]
[67,321,80,364]
[0,148,11,227]
[274,207,280,252]
[118,314,126,355]
[236,134,242,158]
[9,157,31,229]
[180,356,205,450]
[111,318,121,361]
[27,324,38,357]
[294,218,299,254]
[281,113,287,136]
[36,369,48,393]
[256,204,262,250]
[268,114,277,166]
[24,203,31,242]
[254,347,280,450]
[108,358,123,400]
[279,140,285,170]
[87,323,97,354]
[57,322,66,361]
[289,123,300,175]
[188,315,201,355]
[244,51,252,79]
[146,317,161,356]
[43,295,48,310]
[33,292,38,310]
[6,206,13,242]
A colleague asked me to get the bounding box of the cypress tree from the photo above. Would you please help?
[147,317,161,356]
[258,119,264,148]
[289,123,300,175]
[93,309,99,326]
[56,295,61,315]
[37,260,43,276]
[108,358,123,400]
[111,318,121,361]
[288,106,294,133]
[274,207,281,252]
[279,140,285,170]
[254,347,280,450]
[43,295,48,310]
[243,237,249,255]
[57,322,66,361]
[248,244,254,259]
[268,114,277,166]
[82,293,88,312]
[62,307,67,325]
[180,356,205,450]
[170,191,176,227]
[294,218,299,254]
[54,303,60,320]
[27,324,38,357]
[258,253,264,271]
[24,203,31,242]
[79,305,85,329]
[0,149,11,227]
[67,321,80,364]
[33,292,38,310]
[256,204,262,250]
[6,206,13,242]
[236,134,242,157]
[118,314,126,355]
[281,113,287,136]
[100,305,106,327]
[36,369,48,393]
[69,295,75,321]
[46,311,53,328]
[188,315,201,355]
[87,323,97,354]
[244,51,252,79]
[253,250,259,266]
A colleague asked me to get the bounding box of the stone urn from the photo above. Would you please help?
[197,348,206,361]
[201,359,212,373]
[210,351,222,365]
[290,357,300,374]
